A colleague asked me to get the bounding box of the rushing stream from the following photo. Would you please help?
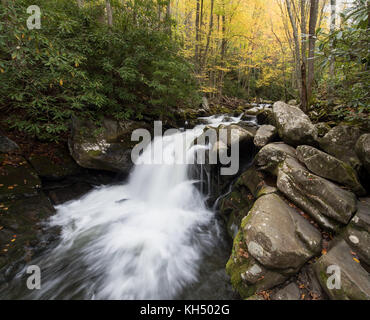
[2,114,251,300]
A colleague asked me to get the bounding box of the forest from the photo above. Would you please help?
[0,0,370,302]
[0,0,369,142]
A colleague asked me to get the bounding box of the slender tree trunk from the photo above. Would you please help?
[166,0,171,35]
[300,0,308,112]
[307,0,319,102]
[286,0,302,99]
[106,0,113,27]
[77,0,84,8]
[195,0,201,65]
[202,0,214,68]
[329,0,336,102]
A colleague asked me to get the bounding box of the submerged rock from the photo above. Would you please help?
[253,125,277,148]
[319,125,362,169]
[277,157,357,231]
[296,145,365,196]
[272,101,318,146]
[313,240,370,300]
[356,134,370,175]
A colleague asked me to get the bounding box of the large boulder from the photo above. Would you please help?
[313,240,370,300]
[355,134,370,175]
[255,142,296,175]
[277,157,357,231]
[343,198,370,266]
[226,193,321,298]
[253,125,277,148]
[296,145,365,196]
[272,101,318,146]
[68,117,149,174]
[319,125,362,169]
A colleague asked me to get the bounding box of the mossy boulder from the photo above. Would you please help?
[296,145,365,196]
[0,154,41,201]
[319,125,362,170]
[68,117,150,174]
[313,240,370,300]
[277,157,357,231]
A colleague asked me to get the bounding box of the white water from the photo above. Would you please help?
[8,115,245,300]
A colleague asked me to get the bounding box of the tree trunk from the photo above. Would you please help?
[77,0,84,8]
[307,0,319,102]
[300,0,308,112]
[202,0,214,68]
[329,0,336,102]
[166,0,171,35]
[106,0,113,27]
[195,0,200,65]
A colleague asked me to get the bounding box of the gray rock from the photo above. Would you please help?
[272,283,301,300]
[314,122,331,138]
[272,101,318,146]
[355,134,370,175]
[319,125,362,169]
[68,117,149,174]
[277,157,357,231]
[288,99,298,106]
[255,142,296,175]
[296,145,365,196]
[0,135,19,153]
[344,198,370,266]
[242,193,322,270]
[254,125,277,148]
[313,240,370,300]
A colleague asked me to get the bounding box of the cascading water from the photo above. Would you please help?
[2,114,246,300]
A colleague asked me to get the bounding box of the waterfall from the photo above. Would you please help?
[5,115,244,300]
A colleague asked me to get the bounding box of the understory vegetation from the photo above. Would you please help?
[0,0,369,141]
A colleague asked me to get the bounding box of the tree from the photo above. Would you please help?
[307,0,319,102]
[106,0,113,27]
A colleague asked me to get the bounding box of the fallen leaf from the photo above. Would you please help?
[353,258,360,263]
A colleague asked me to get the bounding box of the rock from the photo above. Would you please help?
[0,194,56,280]
[245,107,261,116]
[254,125,277,148]
[256,108,274,125]
[355,134,370,175]
[272,283,301,300]
[288,99,298,106]
[319,125,362,169]
[344,198,370,266]
[201,96,210,111]
[243,193,321,270]
[28,148,81,180]
[0,154,41,201]
[296,265,327,300]
[226,193,321,298]
[218,124,255,149]
[296,145,365,196]
[313,240,370,300]
[0,135,19,154]
[272,101,318,146]
[277,157,357,231]
[314,122,331,138]
[255,142,296,175]
[68,117,149,174]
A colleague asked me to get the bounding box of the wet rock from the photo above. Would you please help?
[355,134,370,175]
[277,157,357,231]
[254,125,278,148]
[272,283,301,300]
[343,198,370,266]
[0,135,19,154]
[0,154,41,201]
[0,194,56,280]
[255,142,296,175]
[313,240,370,300]
[226,193,321,298]
[28,149,81,180]
[272,101,318,146]
[243,193,321,270]
[68,117,149,174]
[296,145,365,196]
[319,125,362,169]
